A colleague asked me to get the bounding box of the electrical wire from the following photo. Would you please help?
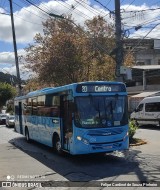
[126,23,160,55]
[123,0,136,10]
[54,0,93,20]
[122,8,160,21]
[23,0,64,18]
[122,6,160,13]
[72,0,115,22]
[106,0,112,6]
[28,0,115,57]
[93,0,112,12]
[74,0,103,16]
[121,0,126,3]
[13,0,47,21]
[123,13,160,26]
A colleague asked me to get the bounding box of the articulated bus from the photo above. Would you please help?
[14,81,129,155]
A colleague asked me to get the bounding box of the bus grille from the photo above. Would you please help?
[88,128,123,136]
[92,141,122,150]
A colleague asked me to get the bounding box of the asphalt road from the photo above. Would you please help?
[0,124,160,190]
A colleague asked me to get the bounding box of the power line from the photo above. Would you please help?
[5,0,116,69]
[123,0,136,10]
[0,11,10,15]
[126,23,160,55]
[121,0,126,3]
[123,17,160,30]
[121,6,160,13]
[74,0,103,16]
[23,0,64,18]
[93,0,112,13]
[54,0,93,20]
[65,0,80,16]
[106,0,112,6]
[13,0,47,21]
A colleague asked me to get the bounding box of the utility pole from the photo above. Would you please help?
[115,0,123,82]
[9,0,21,96]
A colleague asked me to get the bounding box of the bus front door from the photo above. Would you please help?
[60,96,73,152]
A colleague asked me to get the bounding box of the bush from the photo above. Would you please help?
[129,120,138,140]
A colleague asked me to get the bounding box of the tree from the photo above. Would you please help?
[0,82,16,110]
[24,17,90,86]
[24,16,133,87]
[85,16,116,81]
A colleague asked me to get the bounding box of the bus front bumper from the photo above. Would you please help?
[71,136,129,155]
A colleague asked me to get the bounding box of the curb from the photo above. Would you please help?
[129,139,147,147]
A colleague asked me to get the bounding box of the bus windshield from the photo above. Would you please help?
[75,96,128,128]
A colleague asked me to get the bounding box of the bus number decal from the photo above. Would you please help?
[82,86,88,92]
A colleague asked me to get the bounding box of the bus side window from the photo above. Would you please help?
[44,95,60,117]
[26,98,32,115]
[32,98,37,115]
[37,96,45,116]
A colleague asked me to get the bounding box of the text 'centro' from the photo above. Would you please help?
[95,86,112,92]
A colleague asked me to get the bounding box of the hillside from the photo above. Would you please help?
[0,72,17,85]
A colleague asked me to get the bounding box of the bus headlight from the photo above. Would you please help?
[123,132,129,141]
[77,136,82,141]
[76,136,89,145]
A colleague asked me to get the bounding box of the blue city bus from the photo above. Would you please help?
[14,81,129,155]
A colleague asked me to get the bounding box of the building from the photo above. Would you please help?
[124,39,160,112]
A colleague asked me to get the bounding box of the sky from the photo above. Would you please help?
[0,0,160,79]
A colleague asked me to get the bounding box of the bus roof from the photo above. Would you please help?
[15,81,126,100]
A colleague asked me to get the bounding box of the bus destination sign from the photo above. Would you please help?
[76,84,125,93]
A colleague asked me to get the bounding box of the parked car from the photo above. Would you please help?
[130,96,160,126]
[0,113,10,125]
[6,115,15,127]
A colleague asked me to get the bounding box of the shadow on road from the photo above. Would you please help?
[8,137,155,183]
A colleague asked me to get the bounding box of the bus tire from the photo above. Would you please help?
[25,128,30,143]
[53,135,63,155]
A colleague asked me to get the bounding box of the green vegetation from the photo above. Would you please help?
[0,82,16,110]
[129,119,139,140]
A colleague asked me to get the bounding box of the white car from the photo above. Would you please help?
[0,113,10,125]
[6,115,15,127]
[130,96,160,126]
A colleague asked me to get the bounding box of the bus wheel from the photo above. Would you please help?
[25,128,30,143]
[53,136,63,155]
